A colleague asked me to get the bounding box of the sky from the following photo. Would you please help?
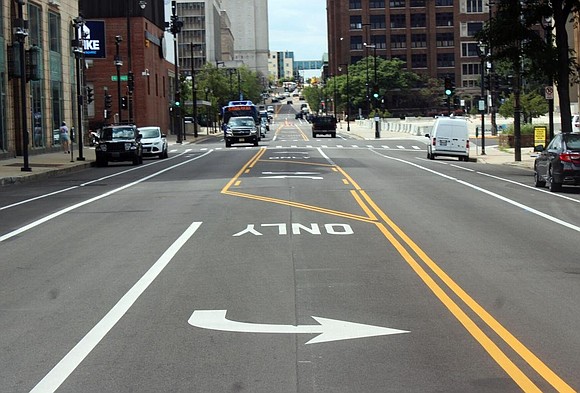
[267,1,328,62]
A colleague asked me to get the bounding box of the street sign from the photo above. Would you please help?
[534,126,547,146]
[111,75,128,82]
[545,86,554,100]
[188,310,409,344]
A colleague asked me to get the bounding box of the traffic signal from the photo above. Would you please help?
[483,74,490,90]
[85,86,94,104]
[444,77,454,96]
[372,84,379,99]
[492,74,500,91]
[104,93,112,109]
[121,96,128,109]
[175,92,181,107]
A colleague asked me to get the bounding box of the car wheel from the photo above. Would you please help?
[253,138,259,147]
[133,155,140,165]
[547,167,561,192]
[225,141,231,148]
[533,168,546,188]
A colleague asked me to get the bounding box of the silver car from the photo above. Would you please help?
[138,126,168,159]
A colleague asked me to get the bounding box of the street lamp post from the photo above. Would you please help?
[126,0,147,125]
[191,43,198,138]
[14,0,30,171]
[73,16,85,161]
[339,64,350,132]
[114,35,123,124]
[478,41,487,156]
[361,23,371,118]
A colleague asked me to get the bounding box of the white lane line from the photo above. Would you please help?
[0,150,212,243]
[30,221,203,393]
[371,150,580,233]
[0,150,193,211]
[477,171,580,204]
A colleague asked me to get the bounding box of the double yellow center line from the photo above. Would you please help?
[222,149,574,392]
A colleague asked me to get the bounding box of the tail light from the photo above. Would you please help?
[432,137,436,146]
[560,152,580,162]
[466,139,470,149]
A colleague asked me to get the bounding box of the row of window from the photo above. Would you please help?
[350,0,454,8]
[349,36,482,56]
[349,13,454,29]
[350,0,488,10]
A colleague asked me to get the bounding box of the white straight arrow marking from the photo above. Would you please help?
[188,310,409,344]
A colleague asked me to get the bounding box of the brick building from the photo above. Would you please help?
[327,0,494,113]
[79,0,176,133]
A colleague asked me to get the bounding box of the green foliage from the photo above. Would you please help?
[501,123,541,136]
[323,57,438,117]
[498,91,548,123]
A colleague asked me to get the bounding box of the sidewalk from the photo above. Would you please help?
[0,132,213,186]
[343,119,536,170]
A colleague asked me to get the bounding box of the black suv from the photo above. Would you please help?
[95,125,143,167]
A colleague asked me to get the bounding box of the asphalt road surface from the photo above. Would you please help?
[1,104,579,393]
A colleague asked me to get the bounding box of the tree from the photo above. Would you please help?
[478,1,580,134]
[498,91,549,123]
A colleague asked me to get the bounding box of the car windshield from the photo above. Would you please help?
[100,127,135,140]
[229,118,255,127]
[139,128,161,138]
[564,134,580,150]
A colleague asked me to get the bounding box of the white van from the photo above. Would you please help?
[425,117,470,161]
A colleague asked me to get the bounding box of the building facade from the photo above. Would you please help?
[79,0,175,133]
[1,0,80,159]
[220,0,268,77]
[175,0,228,75]
[327,0,494,109]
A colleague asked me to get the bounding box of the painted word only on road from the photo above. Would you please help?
[233,223,354,236]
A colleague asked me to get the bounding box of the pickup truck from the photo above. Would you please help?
[311,115,337,138]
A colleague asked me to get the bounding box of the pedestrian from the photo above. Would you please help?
[60,121,70,153]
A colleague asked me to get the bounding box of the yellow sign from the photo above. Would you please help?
[534,126,547,146]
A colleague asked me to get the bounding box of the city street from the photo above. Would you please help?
[1,106,579,392]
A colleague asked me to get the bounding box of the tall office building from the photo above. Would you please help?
[220,0,269,77]
[327,0,492,104]
[174,0,228,74]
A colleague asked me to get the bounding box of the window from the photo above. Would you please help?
[411,34,427,48]
[466,0,484,13]
[349,0,362,9]
[410,0,426,6]
[369,0,385,8]
[350,15,362,29]
[436,12,453,27]
[350,36,363,50]
[351,55,363,64]
[49,12,61,53]
[461,42,480,57]
[411,54,427,68]
[436,32,454,47]
[410,14,426,28]
[390,0,405,7]
[372,35,387,49]
[392,54,407,64]
[390,14,406,29]
[435,0,453,5]
[467,22,483,36]
[462,62,482,76]
[391,34,406,49]
[437,53,455,67]
[370,15,386,29]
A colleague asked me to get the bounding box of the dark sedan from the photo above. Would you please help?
[534,132,580,191]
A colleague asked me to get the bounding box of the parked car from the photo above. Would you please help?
[137,126,168,159]
[295,112,304,119]
[572,114,580,132]
[95,125,143,167]
[533,132,580,192]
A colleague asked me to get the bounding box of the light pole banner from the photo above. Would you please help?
[84,21,106,58]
